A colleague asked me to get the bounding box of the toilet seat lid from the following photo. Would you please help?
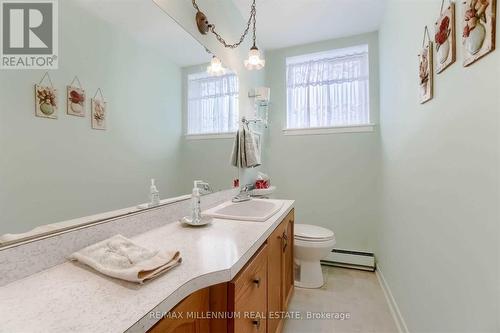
[294,224,335,241]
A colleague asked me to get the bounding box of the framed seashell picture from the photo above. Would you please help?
[35,84,58,119]
[67,86,86,117]
[462,0,497,66]
[419,40,434,104]
[91,88,107,130]
[435,2,456,73]
[91,99,107,130]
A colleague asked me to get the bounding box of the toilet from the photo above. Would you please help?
[294,224,336,288]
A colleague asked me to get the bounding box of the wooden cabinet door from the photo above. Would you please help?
[267,209,295,333]
[282,210,295,310]
[229,244,268,333]
[267,221,286,333]
[148,288,210,333]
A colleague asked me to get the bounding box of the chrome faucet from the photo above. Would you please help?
[232,184,254,203]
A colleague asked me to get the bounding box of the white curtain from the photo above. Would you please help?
[286,49,369,129]
[187,72,239,135]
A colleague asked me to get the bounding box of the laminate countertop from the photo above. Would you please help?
[0,200,294,333]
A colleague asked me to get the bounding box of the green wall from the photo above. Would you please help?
[377,1,499,331]
[0,0,183,234]
[264,32,381,252]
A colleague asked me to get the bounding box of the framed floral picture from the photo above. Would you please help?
[462,0,497,66]
[435,3,456,73]
[91,98,107,130]
[35,85,58,119]
[67,86,86,117]
[419,41,433,104]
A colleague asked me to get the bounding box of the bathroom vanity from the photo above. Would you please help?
[149,209,294,333]
[0,198,295,333]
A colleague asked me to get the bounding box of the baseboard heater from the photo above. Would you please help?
[321,249,376,272]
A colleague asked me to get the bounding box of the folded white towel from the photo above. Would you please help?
[69,235,181,284]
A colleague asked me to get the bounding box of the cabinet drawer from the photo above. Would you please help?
[229,243,268,333]
[231,243,268,301]
[233,294,267,333]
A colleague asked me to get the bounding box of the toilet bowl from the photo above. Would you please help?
[294,224,336,289]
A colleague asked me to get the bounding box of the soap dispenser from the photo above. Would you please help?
[180,181,212,226]
[149,179,160,207]
[191,181,202,223]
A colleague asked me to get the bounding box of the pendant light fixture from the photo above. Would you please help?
[244,0,265,70]
[192,0,265,70]
[206,55,226,76]
[244,46,265,70]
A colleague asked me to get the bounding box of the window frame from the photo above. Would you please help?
[184,71,239,140]
[184,132,236,140]
[283,44,374,135]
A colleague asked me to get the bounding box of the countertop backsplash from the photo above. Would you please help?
[0,189,238,287]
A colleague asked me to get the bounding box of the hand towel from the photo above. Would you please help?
[230,123,261,168]
[230,129,240,167]
[242,123,261,167]
[69,235,181,284]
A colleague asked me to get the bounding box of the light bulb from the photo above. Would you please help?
[207,56,226,76]
[244,46,265,70]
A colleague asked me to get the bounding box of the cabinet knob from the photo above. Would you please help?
[252,319,261,329]
[253,277,261,287]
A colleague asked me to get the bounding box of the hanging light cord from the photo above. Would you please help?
[192,0,257,49]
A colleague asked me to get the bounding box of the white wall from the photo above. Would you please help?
[0,0,183,234]
[264,32,381,252]
[377,1,500,331]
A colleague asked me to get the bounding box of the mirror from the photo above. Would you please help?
[0,0,238,246]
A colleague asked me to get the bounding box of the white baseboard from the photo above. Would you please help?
[375,265,410,333]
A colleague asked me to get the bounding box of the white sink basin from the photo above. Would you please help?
[203,199,284,222]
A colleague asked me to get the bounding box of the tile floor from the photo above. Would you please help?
[283,266,398,333]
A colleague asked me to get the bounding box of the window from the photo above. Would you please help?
[285,45,370,132]
[187,71,239,136]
